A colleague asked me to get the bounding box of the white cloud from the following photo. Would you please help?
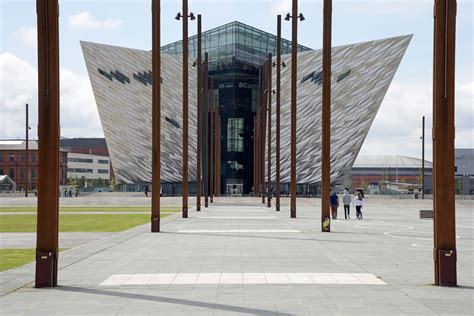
[0,52,103,140]
[68,11,122,30]
[360,79,474,159]
[14,27,37,47]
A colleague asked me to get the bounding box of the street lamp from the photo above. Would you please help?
[285,0,305,218]
[175,0,195,218]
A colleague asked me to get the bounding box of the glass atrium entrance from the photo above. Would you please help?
[161,21,311,194]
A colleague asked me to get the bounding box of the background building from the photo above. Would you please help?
[82,21,411,195]
[0,140,68,191]
[67,152,110,181]
[350,155,432,194]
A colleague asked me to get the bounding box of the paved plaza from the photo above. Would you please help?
[0,195,473,315]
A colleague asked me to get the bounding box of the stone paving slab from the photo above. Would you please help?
[0,232,113,249]
[0,196,472,315]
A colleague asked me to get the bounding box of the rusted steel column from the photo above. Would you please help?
[275,15,282,212]
[433,0,457,286]
[216,114,221,196]
[421,115,425,199]
[181,0,189,218]
[204,53,209,207]
[290,0,298,218]
[151,0,161,232]
[261,65,267,204]
[25,103,29,198]
[210,79,214,203]
[214,89,221,196]
[321,0,332,232]
[35,0,60,288]
[253,117,257,195]
[267,54,272,207]
[196,14,202,211]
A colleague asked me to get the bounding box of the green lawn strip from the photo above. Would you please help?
[0,249,67,272]
[0,207,181,213]
[0,213,170,233]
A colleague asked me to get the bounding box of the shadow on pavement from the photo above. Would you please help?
[55,286,294,315]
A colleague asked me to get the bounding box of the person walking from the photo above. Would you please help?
[330,191,339,220]
[354,191,364,219]
[342,189,351,219]
[144,185,149,197]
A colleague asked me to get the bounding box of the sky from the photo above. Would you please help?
[0,0,473,161]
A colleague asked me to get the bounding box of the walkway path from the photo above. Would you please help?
[0,196,473,315]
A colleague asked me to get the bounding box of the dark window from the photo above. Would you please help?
[9,169,14,178]
[98,169,109,174]
[9,153,15,162]
[20,154,26,161]
[455,166,458,173]
[165,116,181,128]
[0,169,3,175]
[0,154,3,161]
[227,118,244,152]
[20,168,26,180]
[31,153,37,162]
[68,168,93,173]
[32,168,37,179]
[337,69,351,83]
[98,159,109,164]
[68,158,93,163]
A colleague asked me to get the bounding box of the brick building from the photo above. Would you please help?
[0,140,68,192]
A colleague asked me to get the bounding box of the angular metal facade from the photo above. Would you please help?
[81,34,411,186]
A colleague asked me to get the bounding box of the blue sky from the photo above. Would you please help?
[1,0,473,159]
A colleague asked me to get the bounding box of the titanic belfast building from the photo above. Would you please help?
[81,21,411,194]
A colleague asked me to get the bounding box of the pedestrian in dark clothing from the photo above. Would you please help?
[330,191,339,219]
[144,185,149,197]
[68,189,72,197]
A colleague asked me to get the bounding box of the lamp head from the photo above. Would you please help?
[284,13,291,21]
[190,13,196,20]
[298,13,305,21]
[175,13,181,20]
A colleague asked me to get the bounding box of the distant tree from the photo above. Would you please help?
[68,177,77,186]
[109,177,116,191]
[97,177,104,187]
[79,176,87,188]
[457,178,463,195]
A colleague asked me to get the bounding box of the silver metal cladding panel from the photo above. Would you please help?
[271,35,412,184]
[82,35,411,184]
[81,41,197,183]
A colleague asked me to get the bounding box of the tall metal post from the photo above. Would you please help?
[267,54,272,207]
[321,0,332,232]
[196,14,202,211]
[181,0,189,218]
[275,15,282,212]
[216,112,221,196]
[253,117,257,195]
[210,80,214,203]
[35,0,60,288]
[433,0,457,286]
[214,88,220,197]
[204,53,209,207]
[421,115,425,200]
[290,0,298,218]
[151,0,161,232]
[25,103,29,198]
[260,65,267,204]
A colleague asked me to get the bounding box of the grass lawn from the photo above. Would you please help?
[0,207,180,213]
[0,249,67,272]
[0,213,170,232]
